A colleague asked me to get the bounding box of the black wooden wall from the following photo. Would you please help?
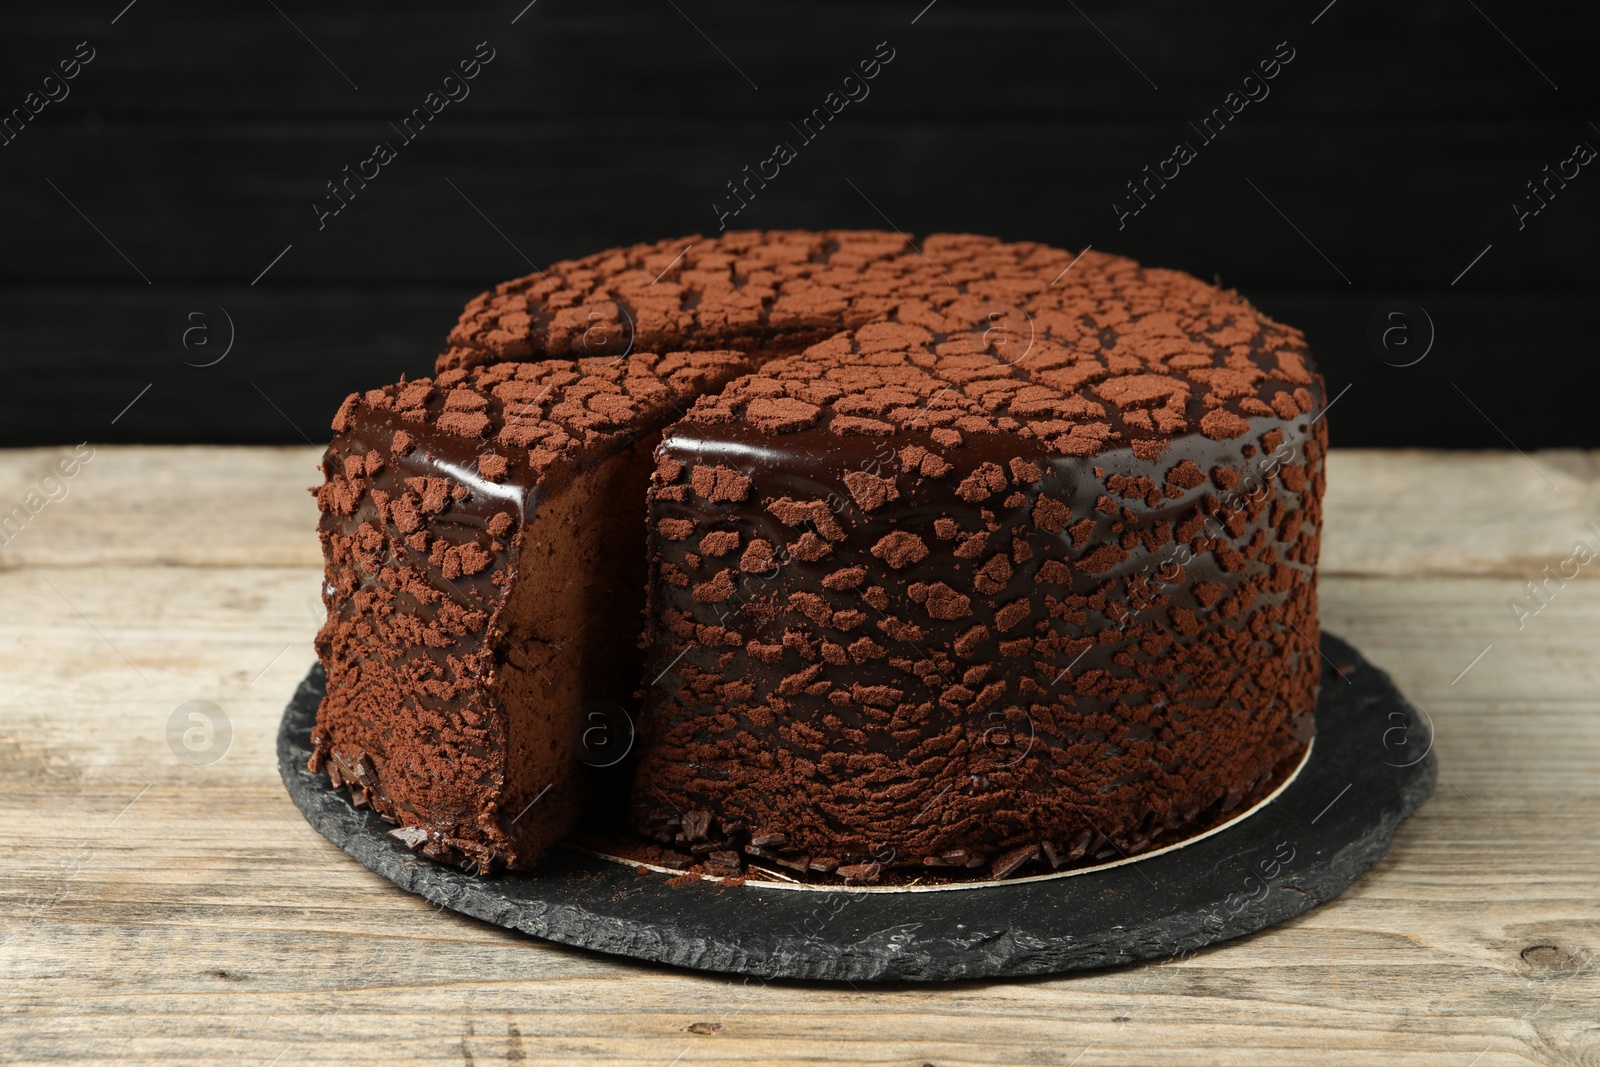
[1,1,1593,447]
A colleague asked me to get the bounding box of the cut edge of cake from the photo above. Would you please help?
[309,350,753,871]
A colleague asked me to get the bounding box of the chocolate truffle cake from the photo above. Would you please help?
[310,228,1328,882]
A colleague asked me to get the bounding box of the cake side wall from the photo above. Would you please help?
[310,403,529,873]
[629,412,1326,881]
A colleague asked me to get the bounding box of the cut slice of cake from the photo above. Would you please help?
[310,351,751,872]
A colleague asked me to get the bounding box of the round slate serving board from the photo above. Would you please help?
[278,632,1436,982]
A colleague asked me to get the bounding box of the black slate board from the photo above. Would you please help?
[277,632,1435,982]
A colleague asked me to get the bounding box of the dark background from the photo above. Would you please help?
[1,1,1593,448]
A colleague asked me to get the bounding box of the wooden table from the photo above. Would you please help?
[3,446,1596,1066]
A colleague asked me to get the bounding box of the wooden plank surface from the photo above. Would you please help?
[2,446,1597,1066]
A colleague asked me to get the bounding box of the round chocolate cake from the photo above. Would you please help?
[309,230,1327,884]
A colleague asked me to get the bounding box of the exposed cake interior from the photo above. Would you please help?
[493,434,659,841]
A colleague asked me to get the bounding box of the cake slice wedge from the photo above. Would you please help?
[309,350,752,872]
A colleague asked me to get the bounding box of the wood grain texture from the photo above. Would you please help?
[1,447,1597,1066]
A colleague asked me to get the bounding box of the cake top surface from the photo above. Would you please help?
[328,350,750,485]
[673,318,1321,462]
[437,230,1317,402]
